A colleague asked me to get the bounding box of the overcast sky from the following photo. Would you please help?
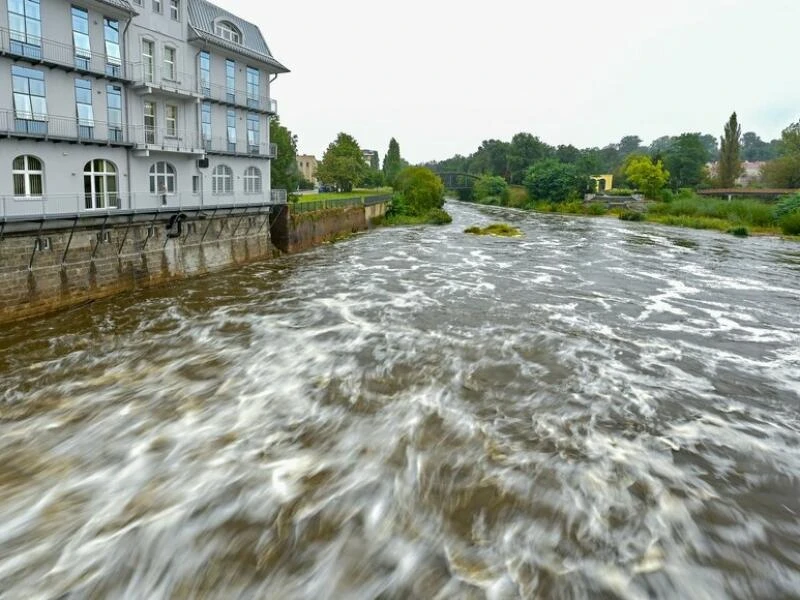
[219,0,799,164]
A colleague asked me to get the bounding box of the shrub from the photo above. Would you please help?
[727,226,749,237]
[464,223,522,237]
[474,175,509,203]
[392,166,445,216]
[523,159,591,203]
[775,194,800,219]
[780,211,800,235]
[427,208,452,225]
[506,186,530,209]
[585,202,607,215]
[619,210,645,221]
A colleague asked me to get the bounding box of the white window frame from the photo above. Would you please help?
[165,104,178,137]
[215,21,241,44]
[243,166,261,194]
[83,159,118,210]
[169,0,179,20]
[163,46,176,81]
[152,0,162,13]
[142,38,155,83]
[12,155,44,197]
[150,161,176,195]
[212,164,233,195]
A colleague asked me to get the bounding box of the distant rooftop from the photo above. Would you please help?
[187,0,289,73]
[97,0,137,13]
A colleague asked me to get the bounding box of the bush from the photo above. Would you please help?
[464,223,522,237]
[585,202,607,215]
[780,211,800,235]
[474,175,509,203]
[392,166,445,216]
[619,210,645,221]
[507,186,530,208]
[427,208,452,225]
[523,159,591,203]
[727,226,749,237]
[775,194,800,219]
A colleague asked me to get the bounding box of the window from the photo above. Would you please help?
[165,104,177,136]
[192,175,200,194]
[144,101,155,144]
[226,108,236,152]
[107,85,122,141]
[163,46,176,80]
[104,18,121,76]
[84,159,118,209]
[212,164,233,194]
[244,166,261,194]
[152,0,161,13]
[149,161,176,194]
[201,101,211,148]
[8,0,41,57]
[12,155,43,197]
[246,67,260,109]
[142,39,155,82]
[75,79,94,138]
[199,51,210,95]
[246,113,259,152]
[12,65,47,133]
[225,59,235,102]
[71,6,91,69]
[214,21,241,44]
[169,0,179,20]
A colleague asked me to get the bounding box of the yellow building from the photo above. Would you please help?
[296,155,318,185]
[590,174,613,192]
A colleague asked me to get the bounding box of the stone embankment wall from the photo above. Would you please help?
[0,199,391,324]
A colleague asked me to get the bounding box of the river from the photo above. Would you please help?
[1,201,799,599]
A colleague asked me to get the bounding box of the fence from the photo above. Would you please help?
[290,194,392,214]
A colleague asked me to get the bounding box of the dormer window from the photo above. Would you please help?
[215,21,241,44]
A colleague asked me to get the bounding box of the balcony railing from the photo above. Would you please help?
[0,27,130,80]
[130,62,200,98]
[198,79,278,114]
[0,109,131,144]
[202,137,277,157]
[131,125,204,154]
[2,190,290,220]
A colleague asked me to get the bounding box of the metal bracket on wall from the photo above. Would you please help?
[257,206,272,233]
[200,208,218,243]
[61,216,79,266]
[230,210,247,238]
[90,214,110,261]
[117,213,134,256]
[28,219,45,271]
[140,213,160,253]
[215,206,237,241]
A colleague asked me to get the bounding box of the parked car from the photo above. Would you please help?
[318,184,338,193]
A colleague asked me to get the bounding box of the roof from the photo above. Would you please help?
[187,0,289,73]
[96,0,137,14]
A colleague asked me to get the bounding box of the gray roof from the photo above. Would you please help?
[96,0,137,14]
[187,0,289,73]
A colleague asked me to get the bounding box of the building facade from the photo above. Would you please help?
[0,0,288,219]
[296,153,317,185]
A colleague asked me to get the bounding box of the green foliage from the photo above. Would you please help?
[718,112,742,187]
[464,223,522,237]
[269,117,299,192]
[624,155,669,199]
[727,226,749,237]
[618,210,645,221]
[664,133,710,190]
[392,166,445,216]
[362,168,385,188]
[474,175,509,202]
[470,139,512,179]
[646,194,776,228]
[779,211,800,235]
[428,209,453,224]
[316,132,367,193]
[775,194,800,219]
[506,186,530,208]
[762,154,800,188]
[523,159,590,202]
[779,121,800,156]
[742,131,778,161]
[382,138,405,186]
[508,133,553,183]
[585,202,608,215]
[648,215,732,231]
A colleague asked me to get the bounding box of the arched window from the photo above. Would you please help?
[149,161,176,194]
[212,164,233,195]
[83,159,118,209]
[243,166,261,194]
[214,20,241,43]
[12,155,43,197]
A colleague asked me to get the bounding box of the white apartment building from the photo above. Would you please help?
[0,0,288,219]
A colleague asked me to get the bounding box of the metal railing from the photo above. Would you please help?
[2,190,290,220]
[130,62,199,96]
[131,125,203,152]
[0,27,130,80]
[201,136,277,157]
[198,79,277,113]
[0,109,131,144]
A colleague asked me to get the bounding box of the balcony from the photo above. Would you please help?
[0,27,131,82]
[202,137,277,158]
[130,63,202,100]
[198,80,278,115]
[0,109,132,145]
[131,125,205,155]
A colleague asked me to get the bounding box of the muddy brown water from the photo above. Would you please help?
[1,201,799,599]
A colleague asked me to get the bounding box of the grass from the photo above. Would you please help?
[293,187,391,203]
[464,223,522,237]
[374,208,452,227]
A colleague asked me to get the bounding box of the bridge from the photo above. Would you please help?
[698,188,799,200]
[437,172,481,190]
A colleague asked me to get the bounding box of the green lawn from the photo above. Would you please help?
[293,188,392,203]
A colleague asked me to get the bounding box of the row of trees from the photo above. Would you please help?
[314,135,409,191]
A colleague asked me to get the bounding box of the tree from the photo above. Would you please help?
[316,132,366,192]
[718,112,742,187]
[269,117,299,192]
[523,159,590,202]
[474,175,509,203]
[392,166,444,216]
[507,133,552,183]
[382,138,404,186]
[699,134,719,161]
[762,155,800,188]
[469,139,511,179]
[624,155,669,199]
[664,133,709,189]
[618,135,643,157]
[649,136,674,156]
[555,144,581,165]
[778,120,800,156]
